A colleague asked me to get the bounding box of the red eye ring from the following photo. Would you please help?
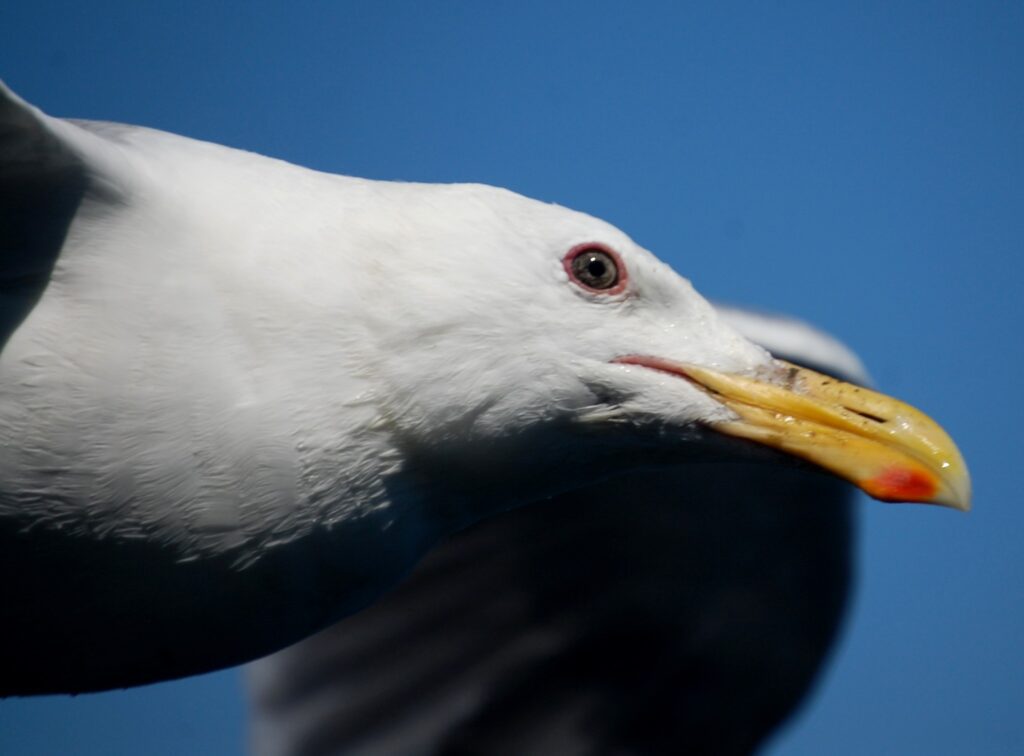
[563,243,629,296]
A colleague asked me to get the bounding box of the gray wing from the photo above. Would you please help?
[0,81,126,351]
[247,313,863,756]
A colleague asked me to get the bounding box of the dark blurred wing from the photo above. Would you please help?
[248,315,862,756]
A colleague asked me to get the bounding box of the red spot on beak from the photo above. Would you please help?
[864,467,938,503]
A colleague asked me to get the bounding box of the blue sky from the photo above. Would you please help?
[1,2,1021,754]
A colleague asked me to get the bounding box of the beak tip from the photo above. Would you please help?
[940,479,972,513]
[934,461,972,513]
[928,491,971,512]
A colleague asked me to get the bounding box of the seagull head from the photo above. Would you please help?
[344,183,970,516]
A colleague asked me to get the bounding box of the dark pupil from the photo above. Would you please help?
[574,250,617,289]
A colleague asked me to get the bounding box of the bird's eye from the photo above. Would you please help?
[564,244,626,294]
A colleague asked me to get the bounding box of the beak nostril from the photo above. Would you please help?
[848,408,887,423]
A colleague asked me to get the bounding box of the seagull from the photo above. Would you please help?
[0,81,969,701]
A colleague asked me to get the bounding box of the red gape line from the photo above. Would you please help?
[611,354,690,378]
[865,467,938,503]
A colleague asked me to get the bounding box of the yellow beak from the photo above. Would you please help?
[616,356,971,511]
